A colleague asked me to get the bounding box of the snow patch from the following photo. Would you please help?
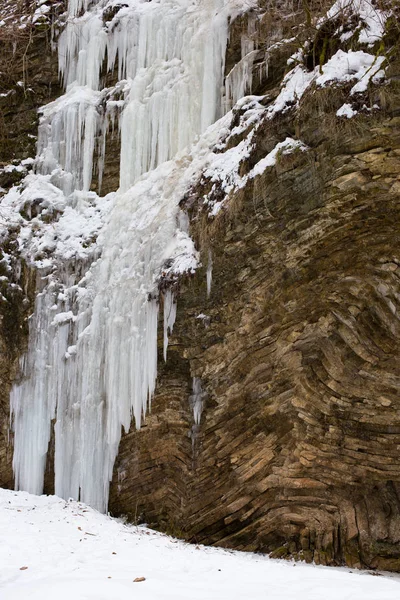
[270,49,387,116]
[1,489,400,600]
[249,138,309,178]
[323,0,390,46]
[336,103,358,118]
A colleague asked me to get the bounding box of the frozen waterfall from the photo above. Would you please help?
[10,0,250,512]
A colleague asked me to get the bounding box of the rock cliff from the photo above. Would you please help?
[1,0,400,572]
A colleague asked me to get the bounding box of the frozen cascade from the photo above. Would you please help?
[10,0,255,513]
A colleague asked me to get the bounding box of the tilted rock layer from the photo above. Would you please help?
[109,111,400,570]
[1,0,400,571]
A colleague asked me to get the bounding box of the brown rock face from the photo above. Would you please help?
[2,0,400,574]
[109,103,400,570]
[107,8,400,570]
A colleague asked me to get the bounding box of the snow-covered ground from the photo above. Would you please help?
[1,489,400,600]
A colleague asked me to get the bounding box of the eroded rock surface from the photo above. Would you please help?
[1,0,400,573]
[110,109,400,570]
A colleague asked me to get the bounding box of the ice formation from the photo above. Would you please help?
[188,377,206,450]
[163,289,177,362]
[207,250,213,298]
[7,0,387,514]
[190,377,205,426]
[225,15,257,109]
[9,0,250,512]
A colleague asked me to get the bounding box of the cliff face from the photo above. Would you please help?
[109,113,400,570]
[108,4,400,570]
[0,0,63,487]
[2,0,400,572]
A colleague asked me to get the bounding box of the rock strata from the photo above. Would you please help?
[2,0,400,573]
[110,100,400,571]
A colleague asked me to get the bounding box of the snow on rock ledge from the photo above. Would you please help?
[270,50,387,117]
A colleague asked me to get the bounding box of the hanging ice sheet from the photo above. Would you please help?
[9,0,253,512]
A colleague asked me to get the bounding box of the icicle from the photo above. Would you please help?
[207,249,213,298]
[163,289,177,362]
[10,291,58,495]
[10,0,245,513]
[97,110,108,194]
[190,377,205,426]
[67,0,92,19]
[188,377,206,459]
[225,15,257,109]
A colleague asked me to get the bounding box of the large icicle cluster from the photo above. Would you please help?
[7,0,256,512]
[6,0,386,515]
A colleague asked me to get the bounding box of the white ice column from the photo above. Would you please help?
[11,0,238,512]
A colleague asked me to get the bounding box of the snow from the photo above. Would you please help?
[270,0,391,117]
[337,103,358,118]
[1,489,400,600]
[198,99,266,215]
[249,138,308,178]
[204,134,253,200]
[270,49,387,115]
[0,0,53,28]
[32,3,50,23]
[0,174,114,262]
[315,50,386,92]
[324,0,390,46]
[200,124,309,215]
[270,65,316,115]
[51,310,75,325]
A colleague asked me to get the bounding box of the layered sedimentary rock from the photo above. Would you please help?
[1,0,400,572]
[110,112,400,569]
[109,6,400,569]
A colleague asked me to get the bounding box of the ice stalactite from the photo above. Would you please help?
[190,377,205,426]
[207,249,213,298]
[11,290,58,496]
[163,289,177,362]
[10,0,245,512]
[225,14,257,109]
[188,377,207,458]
